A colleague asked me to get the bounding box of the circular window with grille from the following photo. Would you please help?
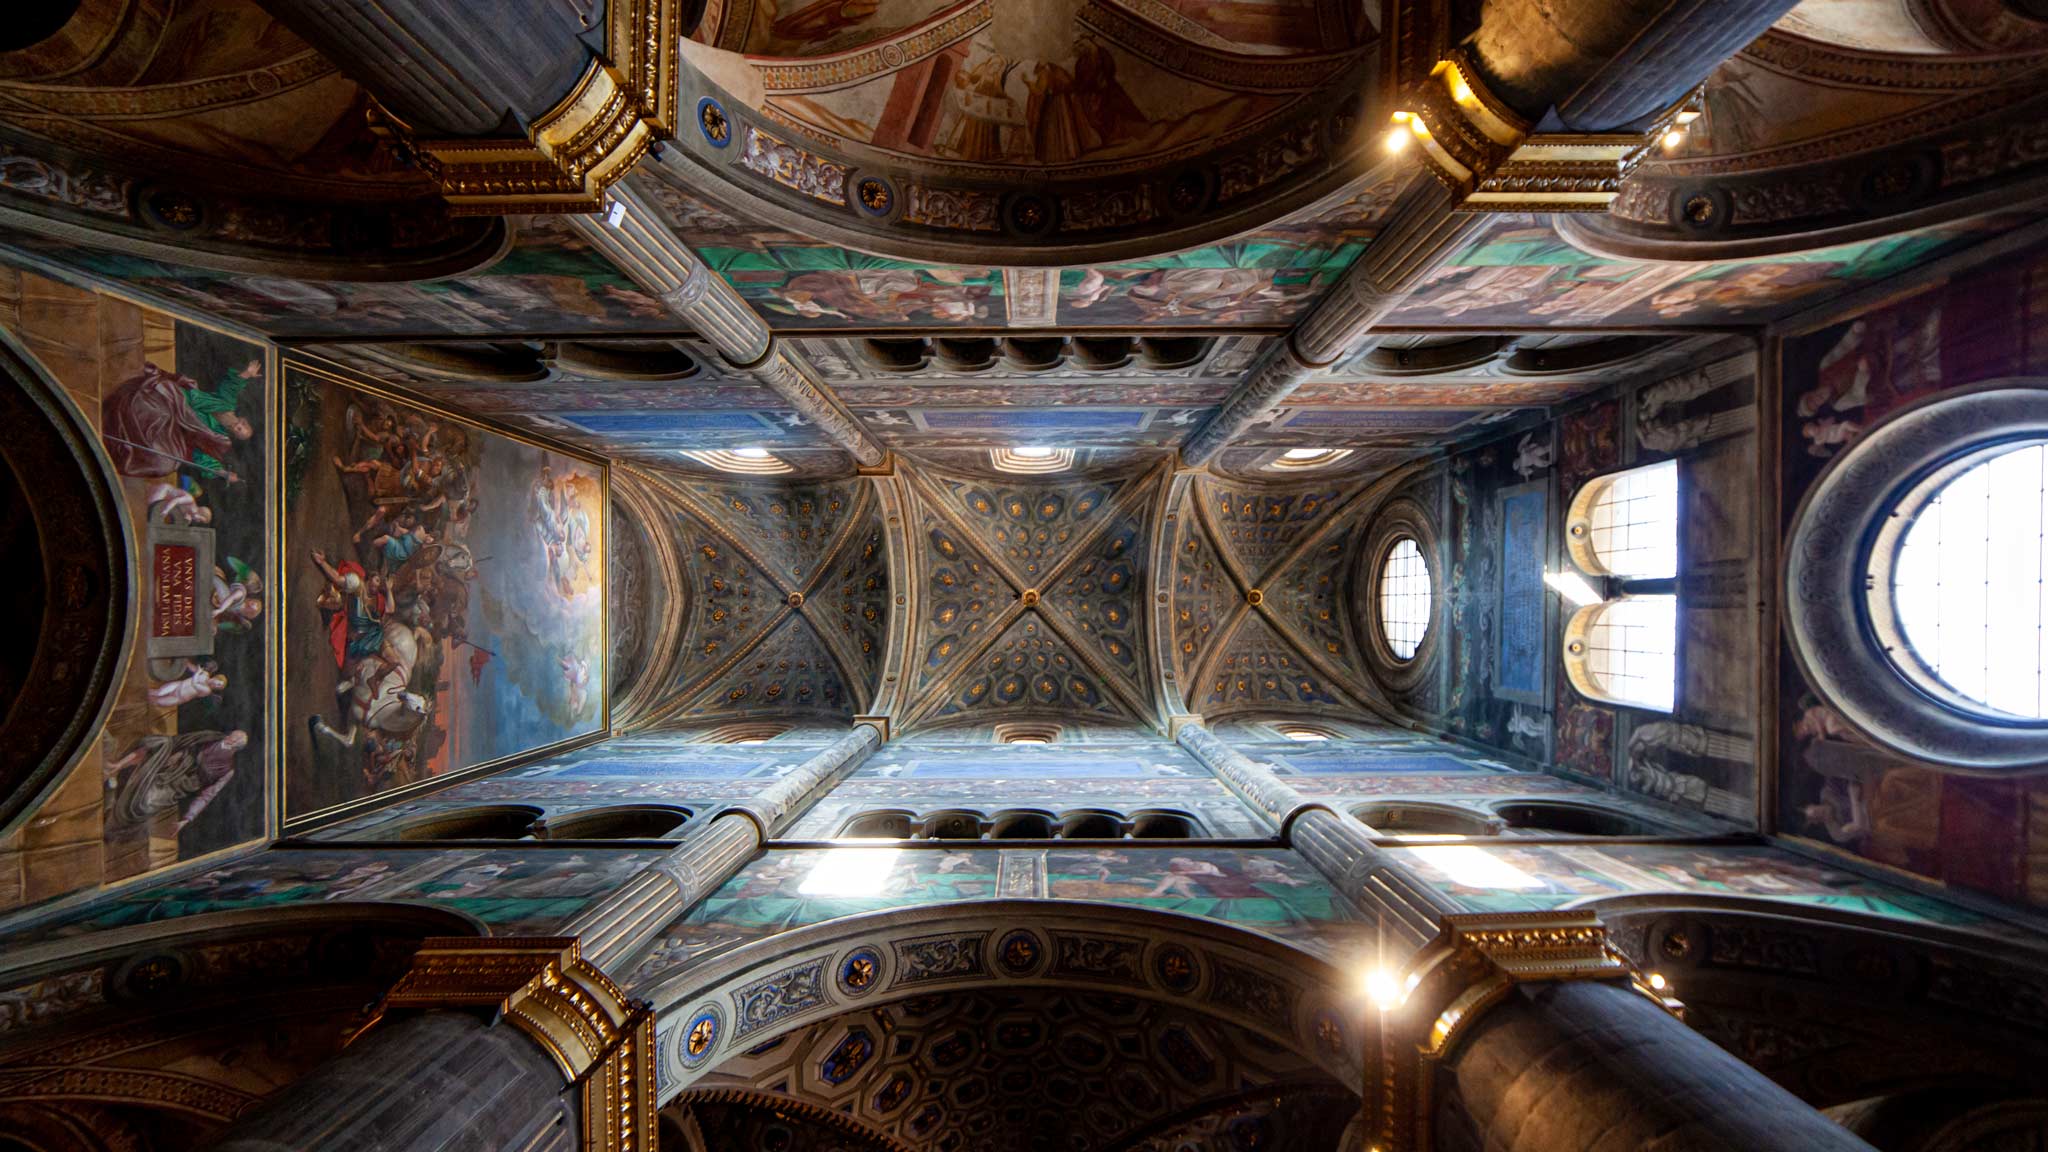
[1379,537,1432,662]
[1785,383,2048,771]
[1869,439,2048,722]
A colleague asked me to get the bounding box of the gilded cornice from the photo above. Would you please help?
[388,0,682,214]
[382,937,657,1152]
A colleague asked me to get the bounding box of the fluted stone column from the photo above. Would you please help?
[204,724,880,1152]
[565,723,882,974]
[1174,720,1458,952]
[209,1011,578,1152]
[1434,980,1877,1152]
[571,177,888,467]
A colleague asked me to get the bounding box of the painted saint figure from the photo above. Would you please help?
[102,359,258,481]
[104,729,248,833]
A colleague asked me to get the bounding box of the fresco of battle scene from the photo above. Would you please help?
[282,364,606,822]
[1778,234,2048,913]
[0,270,270,912]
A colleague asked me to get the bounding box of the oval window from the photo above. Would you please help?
[1877,440,2047,720]
[1379,537,1432,661]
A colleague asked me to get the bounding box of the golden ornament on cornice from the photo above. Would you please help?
[383,0,681,214]
[1364,911,1663,1152]
[380,937,656,1152]
[1388,50,1704,213]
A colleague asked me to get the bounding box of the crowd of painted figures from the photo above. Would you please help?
[97,357,265,840]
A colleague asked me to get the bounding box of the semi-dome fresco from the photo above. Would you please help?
[4,1,2048,1151]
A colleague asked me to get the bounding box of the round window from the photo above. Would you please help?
[1379,537,1432,661]
[1871,439,2048,721]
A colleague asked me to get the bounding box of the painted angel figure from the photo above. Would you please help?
[212,557,264,632]
[148,660,226,709]
[145,480,211,524]
[560,653,591,718]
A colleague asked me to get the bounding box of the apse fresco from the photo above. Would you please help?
[628,846,1364,989]
[1778,236,2048,912]
[282,364,606,822]
[1388,841,1997,931]
[0,218,671,339]
[0,271,271,912]
[0,848,663,944]
[1389,214,2006,327]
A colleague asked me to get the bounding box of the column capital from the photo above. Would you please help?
[1366,910,1653,1152]
[381,936,657,1152]
[365,0,683,215]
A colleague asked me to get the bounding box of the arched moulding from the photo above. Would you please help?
[0,330,132,839]
[1583,894,2048,1108]
[651,40,1393,267]
[1491,799,1670,837]
[1784,382,2048,770]
[1357,336,1515,377]
[0,183,512,283]
[536,804,694,840]
[643,902,1366,1103]
[378,804,544,841]
[350,341,554,383]
[1352,801,1501,837]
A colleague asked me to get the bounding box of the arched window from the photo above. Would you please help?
[1566,596,1677,712]
[1378,537,1433,660]
[1567,459,1677,578]
[1562,461,1681,712]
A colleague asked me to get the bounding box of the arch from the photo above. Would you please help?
[1493,799,1664,836]
[987,809,1056,839]
[1352,802,1501,837]
[1579,894,2048,1109]
[641,901,1365,1107]
[1565,459,1679,579]
[1563,596,1679,713]
[538,804,694,840]
[379,804,543,841]
[0,329,132,839]
[0,904,482,1147]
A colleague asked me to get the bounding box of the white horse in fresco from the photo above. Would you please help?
[310,619,434,750]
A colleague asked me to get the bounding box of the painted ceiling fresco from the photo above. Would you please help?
[1384,213,2015,328]
[898,459,1163,728]
[688,0,1376,179]
[632,470,893,726]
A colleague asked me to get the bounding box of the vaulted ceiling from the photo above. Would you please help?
[3,0,2045,738]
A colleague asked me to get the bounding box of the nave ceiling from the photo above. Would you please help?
[2,0,2047,741]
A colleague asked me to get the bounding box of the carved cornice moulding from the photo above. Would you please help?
[381,936,658,1152]
[391,0,682,215]
[1393,50,1702,214]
